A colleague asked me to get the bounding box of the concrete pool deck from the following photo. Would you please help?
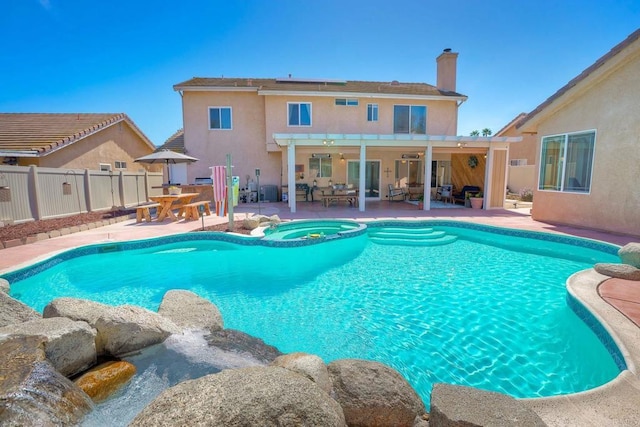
[1,202,639,425]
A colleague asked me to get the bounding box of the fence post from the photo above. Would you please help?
[118,171,125,207]
[84,169,93,212]
[144,170,150,201]
[29,165,43,220]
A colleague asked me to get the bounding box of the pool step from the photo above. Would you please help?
[368,227,457,246]
[369,235,457,247]
[368,230,446,240]
[371,227,435,235]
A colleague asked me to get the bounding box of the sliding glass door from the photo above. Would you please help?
[347,160,380,199]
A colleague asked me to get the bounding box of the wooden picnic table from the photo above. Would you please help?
[319,187,359,207]
[149,193,199,221]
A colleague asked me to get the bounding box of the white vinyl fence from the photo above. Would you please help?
[0,165,163,224]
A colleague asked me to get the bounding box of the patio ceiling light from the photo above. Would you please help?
[323,139,334,145]
[457,142,467,148]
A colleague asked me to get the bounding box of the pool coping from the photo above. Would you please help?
[520,269,640,426]
[1,217,639,425]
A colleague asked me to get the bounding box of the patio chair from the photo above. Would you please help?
[388,184,407,202]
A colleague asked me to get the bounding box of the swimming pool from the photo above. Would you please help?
[4,220,624,408]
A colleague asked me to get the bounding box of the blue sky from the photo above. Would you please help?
[1,1,638,145]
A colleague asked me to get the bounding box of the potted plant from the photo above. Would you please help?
[168,185,182,195]
[417,194,424,210]
[469,191,483,209]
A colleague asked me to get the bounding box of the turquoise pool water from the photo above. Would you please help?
[5,221,623,408]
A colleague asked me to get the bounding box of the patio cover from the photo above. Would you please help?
[272,133,521,213]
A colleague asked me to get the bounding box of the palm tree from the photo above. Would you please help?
[482,128,492,137]
[470,130,480,136]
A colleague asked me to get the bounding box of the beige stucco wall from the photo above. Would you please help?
[264,96,458,147]
[530,47,640,236]
[182,89,461,193]
[18,122,157,172]
[181,91,282,188]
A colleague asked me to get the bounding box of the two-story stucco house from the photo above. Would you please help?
[174,50,519,212]
[517,28,640,237]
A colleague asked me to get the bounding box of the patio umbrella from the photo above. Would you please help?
[134,150,199,184]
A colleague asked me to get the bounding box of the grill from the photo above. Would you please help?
[194,177,213,185]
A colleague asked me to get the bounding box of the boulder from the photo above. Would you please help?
[43,297,110,325]
[429,383,546,426]
[0,291,41,327]
[269,214,282,223]
[0,317,96,377]
[271,352,332,394]
[158,290,224,331]
[327,359,425,427]
[619,243,640,268]
[204,328,283,363]
[74,360,136,402]
[95,305,180,357]
[130,366,346,426]
[594,263,640,281]
[0,278,9,293]
[44,298,180,356]
[0,335,92,426]
[242,216,262,230]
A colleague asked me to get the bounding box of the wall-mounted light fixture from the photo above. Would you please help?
[340,153,345,162]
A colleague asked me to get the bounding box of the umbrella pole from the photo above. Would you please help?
[166,160,171,185]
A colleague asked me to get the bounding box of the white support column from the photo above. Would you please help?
[424,145,432,211]
[359,143,366,212]
[287,142,296,213]
[483,147,493,210]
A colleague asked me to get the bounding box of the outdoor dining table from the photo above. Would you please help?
[149,193,199,221]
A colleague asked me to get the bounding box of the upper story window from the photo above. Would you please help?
[288,102,312,126]
[335,98,358,106]
[209,107,232,130]
[393,105,426,134]
[367,103,378,122]
[114,161,127,169]
[539,130,595,193]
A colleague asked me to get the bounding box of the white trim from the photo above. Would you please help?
[260,89,467,102]
[273,133,521,148]
[208,106,233,130]
[286,102,313,127]
[538,128,596,194]
[367,103,379,122]
[174,86,258,92]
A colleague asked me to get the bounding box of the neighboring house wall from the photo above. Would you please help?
[497,115,537,193]
[38,123,158,172]
[521,33,640,236]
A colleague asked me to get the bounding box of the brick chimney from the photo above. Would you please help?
[436,48,458,92]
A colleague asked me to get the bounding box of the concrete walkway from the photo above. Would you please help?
[1,201,639,426]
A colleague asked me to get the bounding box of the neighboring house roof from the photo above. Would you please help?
[173,77,467,100]
[518,28,640,129]
[495,113,527,136]
[157,129,185,153]
[0,113,156,157]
